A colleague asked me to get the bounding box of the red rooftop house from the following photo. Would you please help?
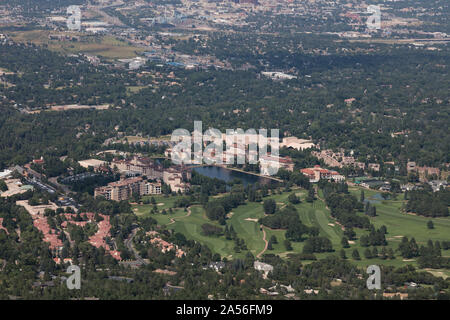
[301,165,345,183]
[33,156,44,165]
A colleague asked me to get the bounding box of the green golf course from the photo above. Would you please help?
[132,187,450,273]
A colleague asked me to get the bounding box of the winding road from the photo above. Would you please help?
[168,206,192,225]
[256,225,268,259]
[123,226,147,266]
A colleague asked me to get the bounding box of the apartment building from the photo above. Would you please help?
[141,181,162,195]
[163,167,191,193]
[301,165,345,183]
[94,176,164,201]
[95,177,143,201]
[111,156,163,180]
[259,154,294,176]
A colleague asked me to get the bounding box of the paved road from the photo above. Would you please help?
[256,225,268,259]
[168,206,192,225]
[49,177,70,195]
[123,227,148,266]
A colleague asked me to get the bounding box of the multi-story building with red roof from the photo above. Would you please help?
[300,165,345,183]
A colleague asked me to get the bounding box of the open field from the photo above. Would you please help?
[120,135,172,144]
[348,187,450,245]
[132,187,450,274]
[7,30,145,59]
[170,206,237,258]
[126,86,148,95]
[342,187,450,268]
[133,194,183,215]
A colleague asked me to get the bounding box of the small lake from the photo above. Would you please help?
[192,166,277,187]
[364,193,389,204]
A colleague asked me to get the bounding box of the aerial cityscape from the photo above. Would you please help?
[0,0,449,305]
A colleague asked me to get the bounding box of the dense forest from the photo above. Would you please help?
[406,189,450,217]
[1,40,449,169]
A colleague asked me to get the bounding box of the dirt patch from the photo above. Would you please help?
[330,279,343,287]
[16,200,59,216]
[388,236,404,241]
[154,269,177,275]
[424,269,449,279]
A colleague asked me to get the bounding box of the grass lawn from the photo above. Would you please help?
[132,194,185,215]
[49,36,146,59]
[8,30,145,59]
[121,135,172,144]
[348,187,450,245]
[345,186,450,269]
[227,201,266,257]
[170,206,237,258]
[126,86,148,95]
[131,187,450,275]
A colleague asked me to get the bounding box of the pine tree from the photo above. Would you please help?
[270,235,278,244]
[284,239,292,251]
[341,236,350,248]
[360,235,370,247]
[410,238,419,257]
[434,241,442,257]
[380,247,387,260]
[306,187,315,203]
[387,248,395,260]
[372,247,378,258]
[365,202,371,215]
[352,249,361,260]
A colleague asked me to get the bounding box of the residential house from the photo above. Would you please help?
[254,261,273,278]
